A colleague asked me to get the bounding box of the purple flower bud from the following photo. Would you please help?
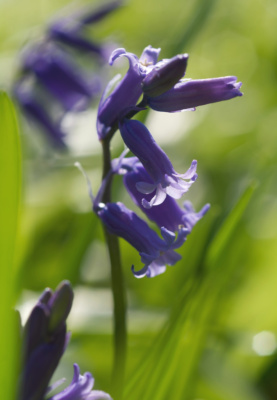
[96,201,189,278]
[141,54,188,97]
[147,76,242,112]
[23,42,95,111]
[48,364,111,400]
[14,82,66,147]
[122,159,210,232]
[19,281,73,400]
[119,119,197,208]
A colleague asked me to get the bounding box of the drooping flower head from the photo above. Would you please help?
[96,201,189,278]
[119,157,210,232]
[119,119,198,208]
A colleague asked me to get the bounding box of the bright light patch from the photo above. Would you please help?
[252,331,276,356]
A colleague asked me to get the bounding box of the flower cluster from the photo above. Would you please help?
[94,45,242,278]
[17,281,111,400]
[13,2,121,147]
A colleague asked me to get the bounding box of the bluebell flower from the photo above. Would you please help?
[18,281,73,400]
[97,45,242,139]
[14,82,66,147]
[48,364,111,400]
[97,46,191,139]
[147,76,242,112]
[120,157,210,232]
[48,1,122,58]
[96,201,189,278]
[119,119,198,208]
[22,42,97,112]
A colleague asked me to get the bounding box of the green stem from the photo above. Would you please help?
[101,138,127,399]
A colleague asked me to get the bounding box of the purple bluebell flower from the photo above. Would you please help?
[22,42,97,112]
[96,201,189,278]
[18,281,73,400]
[48,2,122,57]
[14,82,66,147]
[48,364,111,400]
[119,119,198,208]
[120,158,210,232]
[97,45,160,139]
[147,76,242,112]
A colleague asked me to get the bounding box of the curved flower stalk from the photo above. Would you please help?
[120,157,210,232]
[119,118,198,208]
[96,201,189,278]
[48,364,111,400]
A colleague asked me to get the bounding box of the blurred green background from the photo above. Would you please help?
[1,0,277,399]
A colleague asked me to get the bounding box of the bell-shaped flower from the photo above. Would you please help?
[22,42,97,112]
[48,364,111,400]
[97,45,160,139]
[121,158,210,232]
[119,119,198,208]
[97,45,191,139]
[96,201,189,278]
[147,76,242,112]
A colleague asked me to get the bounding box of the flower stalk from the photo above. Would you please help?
[101,136,127,399]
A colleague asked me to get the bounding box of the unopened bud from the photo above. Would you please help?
[141,54,188,97]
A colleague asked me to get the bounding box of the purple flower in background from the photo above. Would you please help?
[119,119,198,208]
[22,42,98,112]
[13,2,120,147]
[147,76,242,112]
[120,158,210,232]
[14,82,66,147]
[18,281,73,400]
[96,201,189,277]
[48,364,111,400]
[48,1,122,58]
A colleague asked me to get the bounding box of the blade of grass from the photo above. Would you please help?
[0,92,21,397]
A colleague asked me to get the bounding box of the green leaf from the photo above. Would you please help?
[0,92,21,397]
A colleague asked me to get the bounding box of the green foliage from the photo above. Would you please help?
[0,93,21,397]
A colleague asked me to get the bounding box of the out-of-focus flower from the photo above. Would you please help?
[96,201,189,278]
[48,364,111,400]
[120,157,210,232]
[14,82,66,147]
[119,119,198,208]
[22,42,98,112]
[147,76,243,112]
[48,1,122,58]
[13,2,121,147]
[18,281,73,400]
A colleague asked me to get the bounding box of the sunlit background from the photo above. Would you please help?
[1,0,277,399]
